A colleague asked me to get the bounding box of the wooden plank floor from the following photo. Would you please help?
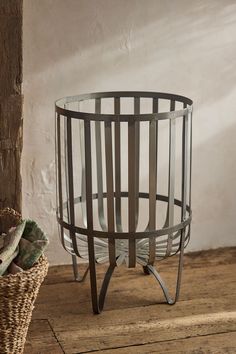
[25,247,236,354]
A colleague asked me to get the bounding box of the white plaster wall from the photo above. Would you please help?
[23,0,236,265]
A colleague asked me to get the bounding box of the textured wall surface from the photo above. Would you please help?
[0,0,23,212]
[23,0,236,264]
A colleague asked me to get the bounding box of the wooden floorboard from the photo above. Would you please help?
[25,247,236,354]
[24,319,64,354]
[95,332,236,354]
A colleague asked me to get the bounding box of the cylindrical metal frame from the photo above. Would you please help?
[55,91,193,314]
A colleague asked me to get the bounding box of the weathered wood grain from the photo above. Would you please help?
[33,248,236,317]
[24,320,64,354]
[26,248,236,354]
[58,311,236,353]
[96,331,236,354]
[0,0,23,212]
[49,295,236,331]
[45,247,236,286]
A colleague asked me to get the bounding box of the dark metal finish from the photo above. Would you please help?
[56,113,65,250]
[114,97,122,233]
[148,98,158,265]
[105,120,116,266]
[128,118,137,268]
[166,100,176,257]
[55,91,193,314]
[95,98,107,232]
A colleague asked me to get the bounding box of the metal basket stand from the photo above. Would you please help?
[55,91,193,314]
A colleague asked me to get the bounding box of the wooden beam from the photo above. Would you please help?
[0,0,23,212]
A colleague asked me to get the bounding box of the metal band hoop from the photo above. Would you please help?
[55,91,193,313]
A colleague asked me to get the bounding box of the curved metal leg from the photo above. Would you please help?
[145,231,185,305]
[99,265,116,311]
[72,255,89,282]
[89,258,116,314]
[146,264,175,304]
[173,230,186,303]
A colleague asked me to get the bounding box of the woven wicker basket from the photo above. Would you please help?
[0,255,48,354]
[0,208,49,354]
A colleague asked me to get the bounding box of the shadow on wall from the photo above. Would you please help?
[22,0,236,263]
[23,0,236,105]
[191,121,236,250]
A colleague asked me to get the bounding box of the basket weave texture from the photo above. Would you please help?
[0,252,48,353]
[0,208,49,353]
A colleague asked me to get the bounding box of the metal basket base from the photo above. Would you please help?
[71,234,185,314]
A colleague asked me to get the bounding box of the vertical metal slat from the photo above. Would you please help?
[148,98,158,264]
[182,104,189,221]
[187,106,193,245]
[105,121,116,266]
[79,106,87,228]
[175,104,189,300]
[84,120,93,231]
[166,100,176,256]
[189,107,193,213]
[84,120,98,313]
[56,113,65,249]
[66,117,79,255]
[134,97,140,230]
[64,113,70,222]
[128,119,137,268]
[114,97,122,232]
[95,98,107,231]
